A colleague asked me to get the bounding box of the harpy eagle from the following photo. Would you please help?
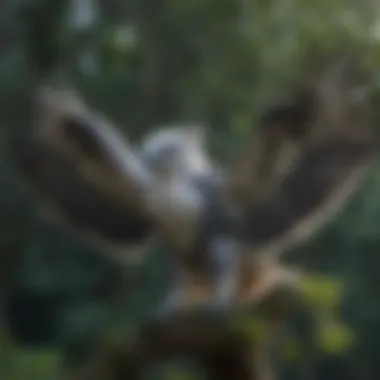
[10,63,378,316]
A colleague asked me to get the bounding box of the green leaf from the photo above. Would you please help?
[316,316,356,355]
[298,274,343,312]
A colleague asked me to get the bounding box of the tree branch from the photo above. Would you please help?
[71,272,307,380]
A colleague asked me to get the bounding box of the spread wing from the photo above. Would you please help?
[10,86,157,261]
[228,62,378,259]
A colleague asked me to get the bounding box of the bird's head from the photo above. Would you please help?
[139,126,212,178]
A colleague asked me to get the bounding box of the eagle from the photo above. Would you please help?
[10,62,378,318]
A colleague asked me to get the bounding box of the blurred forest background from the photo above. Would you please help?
[1,0,380,379]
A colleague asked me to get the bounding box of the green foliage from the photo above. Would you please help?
[299,275,343,312]
[315,314,356,355]
[0,333,62,380]
[298,274,356,356]
[231,273,357,364]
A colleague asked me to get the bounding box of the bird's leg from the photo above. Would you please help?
[206,235,240,313]
[156,236,240,320]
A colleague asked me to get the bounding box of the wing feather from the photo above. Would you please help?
[239,138,375,259]
[10,86,157,261]
[228,62,378,260]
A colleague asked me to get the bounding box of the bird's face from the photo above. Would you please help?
[139,126,211,179]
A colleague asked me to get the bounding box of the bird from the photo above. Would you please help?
[10,61,378,318]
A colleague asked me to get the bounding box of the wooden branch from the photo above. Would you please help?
[70,272,308,380]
